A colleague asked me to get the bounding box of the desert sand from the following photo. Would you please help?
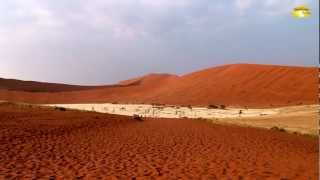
[0,77,102,92]
[0,103,318,179]
[0,64,317,107]
[211,105,319,135]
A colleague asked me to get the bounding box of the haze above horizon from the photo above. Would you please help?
[1,0,318,85]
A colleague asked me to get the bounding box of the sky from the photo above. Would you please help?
[0,0,319,85]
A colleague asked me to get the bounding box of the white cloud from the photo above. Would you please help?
[10,0,63,27]
[139,0,190,8]
[234,0,312,16]
[235,0,254,14]
[0,0,317,85]
[262,0,311,16]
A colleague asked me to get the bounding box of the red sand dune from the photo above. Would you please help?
[0,103,318,179]
[118,73,178,86]
[0,77,142,92]
[0,64,318,107]
[0,78,100,92]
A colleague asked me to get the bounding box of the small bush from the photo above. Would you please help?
[271,126,286,132]
[208,105,219,109]
[219,105,226,109]
[55,107,66,111]
[279,128,286,132]
[133,114,144,121]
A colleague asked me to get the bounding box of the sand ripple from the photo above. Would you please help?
[0,104,318,179]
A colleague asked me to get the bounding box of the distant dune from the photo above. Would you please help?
[0,78,101,92]
[0,64,318,107]
[118,73,178,86]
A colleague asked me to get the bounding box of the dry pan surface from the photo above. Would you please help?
[48,103,319,135]
[0,103,318,179]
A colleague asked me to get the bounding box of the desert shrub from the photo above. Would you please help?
[279,128,286,132]
[208,105,219,109]
[133,114,144,121]
[49,175,56,180]
[187,105,192,109]
[55,107,66,111]
[219,105,226,109]
[271,126,286,132]
[152,103,165,106]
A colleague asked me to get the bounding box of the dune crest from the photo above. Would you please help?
[0,63,317,107]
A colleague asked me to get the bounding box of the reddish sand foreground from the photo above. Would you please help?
[0,103,318,179]
[0,104,318,179]
[0,64,318,107]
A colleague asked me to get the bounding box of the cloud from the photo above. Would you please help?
[234,0,313,16]
[7,0,62,27]
[0,0,318,84]
[139,0,190,8]
[235,0,253,14]
[261,0,312,16]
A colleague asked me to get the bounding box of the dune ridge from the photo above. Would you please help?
[0,63,317,107]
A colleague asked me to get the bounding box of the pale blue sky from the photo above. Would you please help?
[0,0,318,85]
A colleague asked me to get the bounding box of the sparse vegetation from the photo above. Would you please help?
[133,114,144,121]
[152,103,165,106]
[270,126,286,132]
[220,105,226,109]
[208,104,219,109]
[54,106,66,111]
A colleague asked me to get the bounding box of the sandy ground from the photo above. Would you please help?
[211,109,319,135]
[0,103,318,179]
[48,103,319,135]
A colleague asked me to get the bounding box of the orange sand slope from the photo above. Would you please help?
[0,103,318,179]
[0,78,99,92]
[0,64,318,107]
